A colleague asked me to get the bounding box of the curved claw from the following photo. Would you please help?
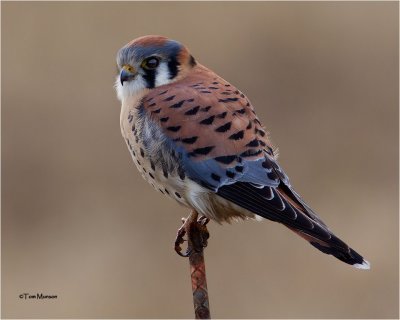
[174,214,210,257]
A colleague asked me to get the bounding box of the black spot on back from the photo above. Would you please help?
[182,136,198,144]
[215,122,232,133]
[160,117,169,122]
[241,149,263,157]
[211,173,221,182]
[229,130,244,140]
[200,115,215,125]
[185,106,200,115]
[219,97,238,103]
[164,95,175,101]
[201,106,212,112]
[167,126,181,132]
[189,146,215,156]
[226,170,235,179]
[246,138,259,147]
[170,100,185,108]
[216,111,227,119]
[214,155,237,164]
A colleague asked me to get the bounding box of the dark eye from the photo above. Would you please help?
[142,57,160,70]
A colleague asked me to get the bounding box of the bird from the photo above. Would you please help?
[115,35,369,269]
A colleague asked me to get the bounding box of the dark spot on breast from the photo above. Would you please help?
[246,138,259,147]
[189,146,215,156]
[143,168,147,173]
[170,100,185,108]
[214,155,237,164]
[164,95,175,101]
[163,168,168,178]
[226,170,235,179]
[219,97,239,103]
[131,124,135,131]
[229,130,244,140]
[136,160,141,166]
[215,122,232,132]
[164,188,170,194]
[182,136,198,144]
[167,126,181,132]
[140,148,145,157]
[211,173,221,182]
[128,114,133,123]
[175,192,182,198]
[185,106,200,115]
[216,112,227,119]
[148,172,155,179]
[160,117,169,122]
[199,115,215,125]
[159,189,165,194]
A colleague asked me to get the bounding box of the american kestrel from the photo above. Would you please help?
[116,35,369,269]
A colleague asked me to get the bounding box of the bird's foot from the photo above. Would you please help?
[174,212,210,257]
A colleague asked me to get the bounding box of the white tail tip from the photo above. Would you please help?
[353,260,370,270]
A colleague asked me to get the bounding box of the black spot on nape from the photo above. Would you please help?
[216,111,227,119]
[219,97,238,103]
[226,170,235,179]
[246,138,259,147]
[214,155,237,164]
[164,95,175,101]
[170,100,185,108]
[200,106,212,112]
[185,106,200,115]
[199,115,215,125]
[175,192,182,198]
[151,108,161,114]
[168,55,180,79]
[235,165,244,173]
[240,149,263,157]
[140,148,145,157]
[229,130,244,140]
[182,136,198,144]
[215,122,232,133]
[167,125,181,132]
[160,117,169,122]
[189,146,215,157]
[189,55,197,67]
[211,173,221,182]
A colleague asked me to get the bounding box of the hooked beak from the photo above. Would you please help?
[120,65,136,86]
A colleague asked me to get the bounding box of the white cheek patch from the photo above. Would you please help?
[115,75,148,102]
[155,62,171,87]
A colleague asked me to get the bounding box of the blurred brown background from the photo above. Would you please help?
[2,2,398,319]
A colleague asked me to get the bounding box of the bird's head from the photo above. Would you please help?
[115,35,196,101]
